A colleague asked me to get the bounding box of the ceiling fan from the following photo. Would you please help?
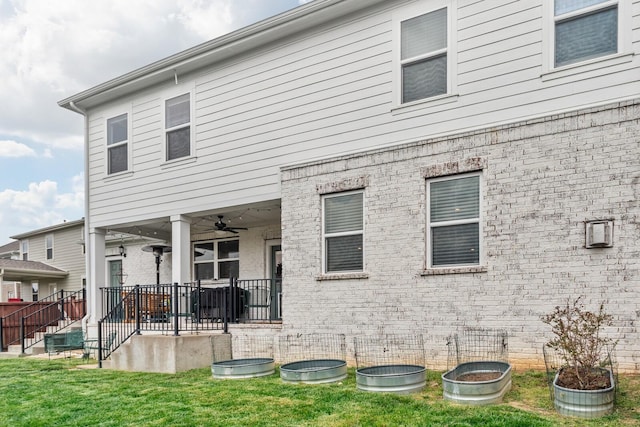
[214,215,247,234]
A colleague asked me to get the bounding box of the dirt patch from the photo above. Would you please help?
[455,371,502,382]
[556,368,611,390]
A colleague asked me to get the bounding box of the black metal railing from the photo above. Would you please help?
[95,278,282,366]
[0,289,86,353]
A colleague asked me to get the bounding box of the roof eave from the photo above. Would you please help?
[58,0,382,111]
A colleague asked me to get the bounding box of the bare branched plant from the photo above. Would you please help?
[541,296,617,390]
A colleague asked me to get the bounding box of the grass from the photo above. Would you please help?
[0,358,638,426]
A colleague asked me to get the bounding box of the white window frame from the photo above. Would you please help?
[162,89,195,164]
[392,0,458,109]
[542,0,631,76]
[193,239,239,281]
[21,240,29,261]
[45,234,54,260]
[105,112,131,176]
[426,172,482,269]
[321,190,365,274]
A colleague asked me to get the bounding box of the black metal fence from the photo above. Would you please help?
[97,278,281,367]
[0,289,86,353]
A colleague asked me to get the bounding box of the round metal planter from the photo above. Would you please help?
[211,358,275,379]
[280,359,347,384]
[442,361,512,405]
[356,364,426,394]
[553,369,615,418]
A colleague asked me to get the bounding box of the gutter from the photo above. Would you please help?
[67,101,92,329]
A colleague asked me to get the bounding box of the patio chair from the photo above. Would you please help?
[83,331,117,360]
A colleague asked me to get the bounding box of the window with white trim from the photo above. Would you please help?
[165,93,191,161]
[427,173,480,267]
[554,0,618,68]
[193,239,239,281]
[45,234,53,260]
[400,7,448,103]
[21,240,28,261]
[106,113,128,174]
[322,191,364,273]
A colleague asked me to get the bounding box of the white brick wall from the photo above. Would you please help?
[280,99,640,372]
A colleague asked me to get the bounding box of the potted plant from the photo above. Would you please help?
[541,296,617,418]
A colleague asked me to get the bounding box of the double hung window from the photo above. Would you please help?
[400,7,448,103]
[194,240,239,281]
[45,234,53,260]
[21,240,28,261]
[427,174,480,267]
[165,93,191,161]
[554,0,618,67]
[322,191,364,273]
[106,113,128,174]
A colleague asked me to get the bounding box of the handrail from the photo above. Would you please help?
[1,289,86,353]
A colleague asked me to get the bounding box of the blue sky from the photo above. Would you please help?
[0,0,309,245]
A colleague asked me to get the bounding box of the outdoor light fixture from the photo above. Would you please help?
[119,244,127,257]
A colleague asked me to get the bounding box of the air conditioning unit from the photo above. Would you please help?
[585,220,613,248]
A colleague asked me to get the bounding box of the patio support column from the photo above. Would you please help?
[88,227,106,327]
[171,215,191,285]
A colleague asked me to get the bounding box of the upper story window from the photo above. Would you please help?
[193,239,239,281]
[554,0,618,68]
[401,7,448,103]
[165,93,191,161]
[427,173,480,268]
[106,113,128,174]
[322,191,364,273]
[45,234,54,260]
[21,240,28,261]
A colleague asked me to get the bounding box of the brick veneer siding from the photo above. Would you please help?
[280,99,640,372]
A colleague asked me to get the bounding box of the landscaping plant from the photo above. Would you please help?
[541,296,617,390]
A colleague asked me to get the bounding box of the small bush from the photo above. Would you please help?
[541,296,617,390]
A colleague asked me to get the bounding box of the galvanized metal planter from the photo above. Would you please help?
[280,359,347,384]
[553,368,615,418]
[356,364,426,394]
[442,361,512,405]
[211,358,275,379]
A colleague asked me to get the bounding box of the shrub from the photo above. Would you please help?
[541,296,617,390]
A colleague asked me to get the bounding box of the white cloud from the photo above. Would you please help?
[0,179,84,241]
[0,140,36,157]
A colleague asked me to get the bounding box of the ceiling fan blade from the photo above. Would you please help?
[224,228,239,234]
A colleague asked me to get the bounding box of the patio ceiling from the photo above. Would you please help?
[106,200,282,242]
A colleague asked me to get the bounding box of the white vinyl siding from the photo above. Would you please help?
[427,174,480,268]
[553,0,619,67]
[401,7,448,103]
[194,239,239,280]
[106,113,128,174]
[323,191,364,273]
[165,93,191,161]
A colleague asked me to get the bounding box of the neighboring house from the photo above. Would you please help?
[59,0,640,371]
[0,241,21,301]
[6,219,87,301]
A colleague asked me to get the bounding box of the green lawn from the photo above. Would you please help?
[0,358,638,426]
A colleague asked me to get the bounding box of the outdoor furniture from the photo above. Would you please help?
[83,331,117,360]
[44,329,84,357]
[122,291,171,322]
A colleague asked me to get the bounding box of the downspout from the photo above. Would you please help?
[68,101,91,332]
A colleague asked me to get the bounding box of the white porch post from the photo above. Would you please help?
[88,228,106,326]
[171,215,191,285]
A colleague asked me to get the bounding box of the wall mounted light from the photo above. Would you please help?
[119,244,127,257]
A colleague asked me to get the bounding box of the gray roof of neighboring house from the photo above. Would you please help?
[10,218,84,240]
[0,241,19,256]
[0,258,68,281]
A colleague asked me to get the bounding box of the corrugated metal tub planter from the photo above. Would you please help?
[280,359,347,384]
[553,368,615,418]
[356,365,427,394]
[211,358,275,379]
[442,361,512,405]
